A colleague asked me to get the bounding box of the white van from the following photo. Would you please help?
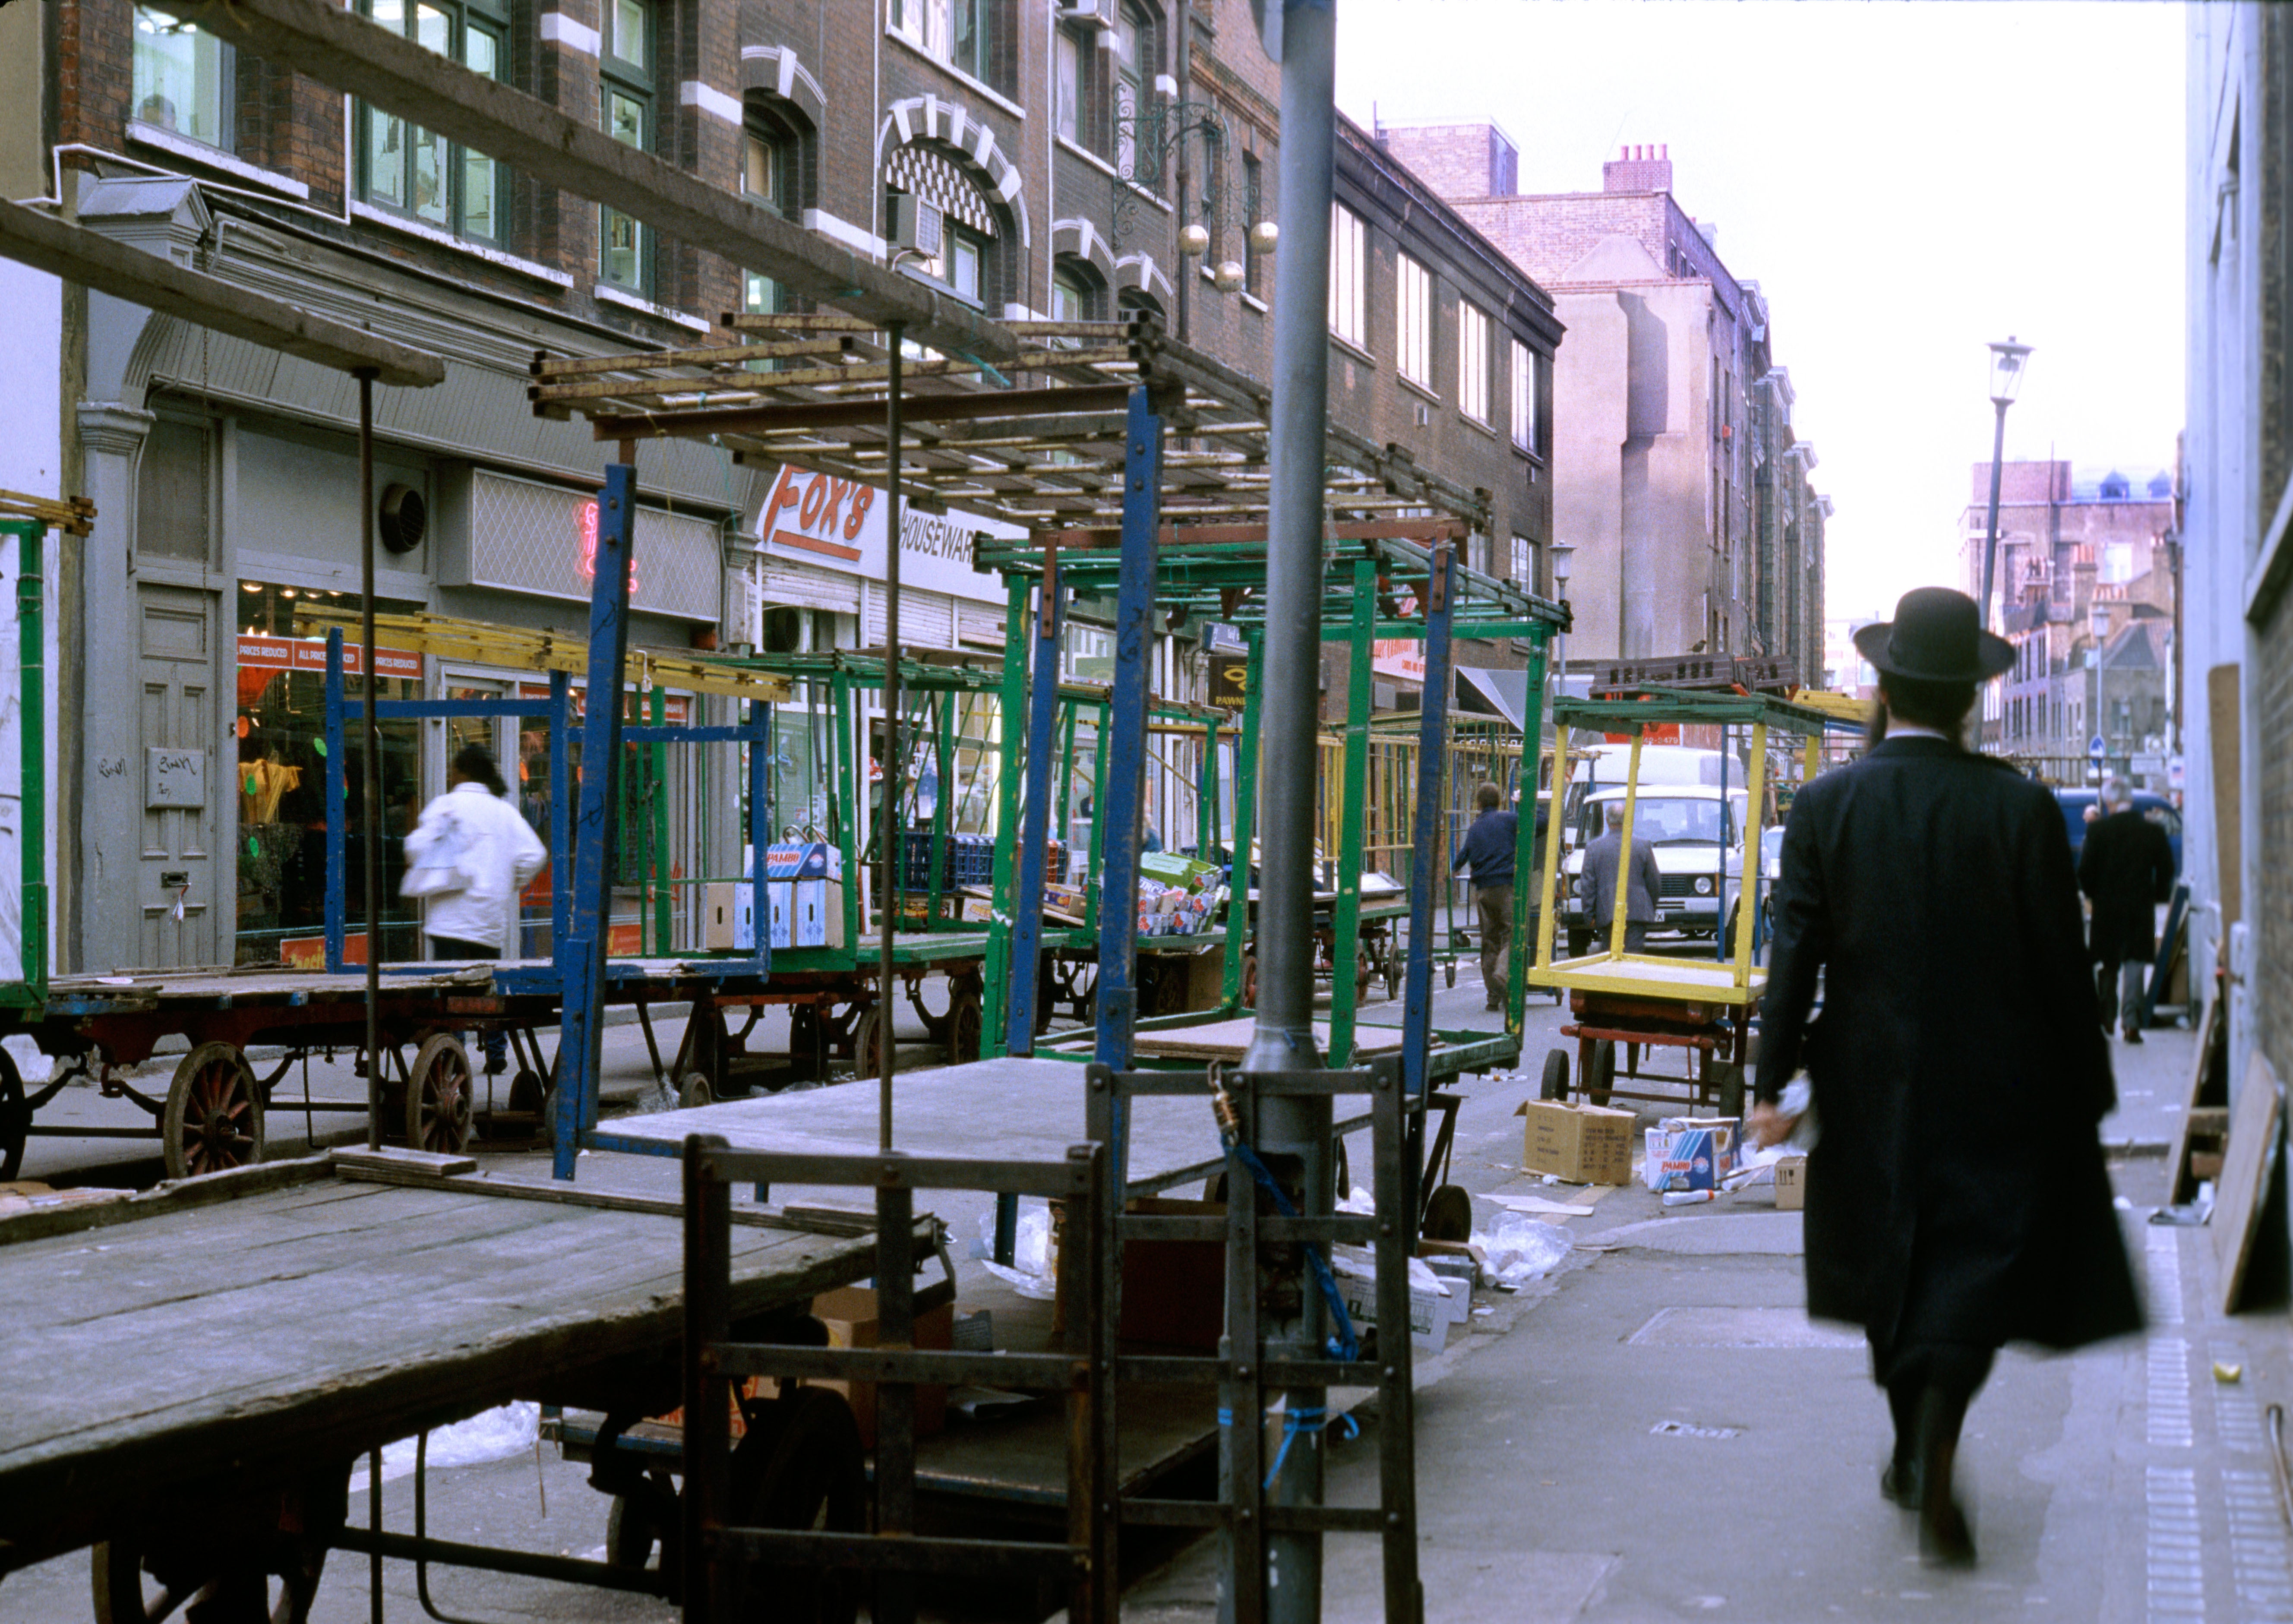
[1557,783,1749,956]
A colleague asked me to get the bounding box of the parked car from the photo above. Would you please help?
[1559,785,1747,956]
[2053,788,2183,876]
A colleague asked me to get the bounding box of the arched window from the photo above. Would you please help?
[1052,259,1106,322]
[884,141,1008,308]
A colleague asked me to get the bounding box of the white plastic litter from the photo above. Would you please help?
[1475,1215,1573,1288]
[347,1402,539,1493]
[1336,1185,1377,1215]
[972,1203,1058,1300]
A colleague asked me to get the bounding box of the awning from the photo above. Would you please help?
[1456,664,1530,731]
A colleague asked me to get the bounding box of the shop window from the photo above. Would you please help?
[357,0,507,241]
[1396,253,1433,390]
[1457,299,1490,423]
[1510,339,1538,454]
[234,582,426,967]
[138,417,211,564]
[1328,203,1366,349]
[600,0,654,292]
[133,6,232,150]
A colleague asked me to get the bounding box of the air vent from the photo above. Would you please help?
[378,484,426,555]
[885,192,945,261]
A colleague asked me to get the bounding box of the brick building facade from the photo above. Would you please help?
[1,0,1558,970]
[1373,129,1827,682]
[1961,458,2178,771]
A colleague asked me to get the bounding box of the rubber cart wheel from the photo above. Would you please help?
[507,1068,546,1117]
[1384,951,1404,1001]
[163,1042,265,1181]
[727,1389,868,1624]
[1421,1183,1473,1242]
[0,1044,26,1182]
[605,1492,658,1571]
[851,1005,885,1080]
[1587,1039,1617,1108]
[1444,961,1457,989]
[947,986,985,1065]
[680,1071,715,1110]
[1540,1049,1570,1103]
[405,1032,475,1156]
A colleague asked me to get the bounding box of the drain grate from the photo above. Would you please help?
[1627,1306,1865,1350]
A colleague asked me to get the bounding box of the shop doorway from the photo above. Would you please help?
[138,585,220,968]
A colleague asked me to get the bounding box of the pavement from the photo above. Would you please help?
[3,938,2269,1624]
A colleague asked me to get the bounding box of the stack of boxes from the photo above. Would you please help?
[702,841,846,951]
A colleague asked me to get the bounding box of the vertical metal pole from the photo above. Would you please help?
[1504,629,1549,1034]
[1006,553,1064,1054]
[1977,399,2009,632]
[1401,546,1454,1197]
[880,326,904,1151]
[1093,387,1162,1086]
[550,671,571,954]
[749,700,770,975]
[1245,4,1339,1615]
[1714,722,1730,964]
[875,1175,917,1624]
[553,461,638,1179]
[1221,629,1263,1009]
[14,528,43,1000]
[324,631,346,975]
[651,686,670,950]
[358,371,382,1155]
[985,575,1029,1056]
[682,1134,733,1624]
[1327,557,1375,1066]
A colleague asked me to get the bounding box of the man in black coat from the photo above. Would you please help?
[1749,587,2141,1567]
[2078,776,2178,1043]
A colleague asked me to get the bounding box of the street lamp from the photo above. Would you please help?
[1976,335,2033,632]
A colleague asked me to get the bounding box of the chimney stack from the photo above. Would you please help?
[1603,142,1674,195]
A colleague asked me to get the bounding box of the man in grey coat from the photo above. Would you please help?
[1580,799,1661,954]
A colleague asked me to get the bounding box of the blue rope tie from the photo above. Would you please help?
[1221,1137,1361,1364]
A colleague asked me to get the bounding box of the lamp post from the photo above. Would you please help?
[1975,336,2033,632]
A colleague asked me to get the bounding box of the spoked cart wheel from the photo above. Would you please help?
[91,1469,345,1624]
[405,1033,475,1156]
[850,1005,885,1080]
[0,1044,26,1182]
[945,972,985,1064]
[162,1043,265,1182]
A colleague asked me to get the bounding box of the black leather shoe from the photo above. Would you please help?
[1881,1459,1922,1509]
[2123,1027,2145,1046]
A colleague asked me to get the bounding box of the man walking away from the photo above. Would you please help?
[1749,587,2140,1568]
[1581,800,1661,955]
[1453,782,1517,1011]
[2078,776,2177,1043]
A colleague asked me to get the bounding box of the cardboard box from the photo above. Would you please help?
[809,1287,954,1450]
[1644,1117,1741,1193]
[1515,1099,1637,1185]
[1774,1155,1807,1211]
[1332,1267,1456,1355]
[1119,1198,1226,1350]
[702,881,756,951]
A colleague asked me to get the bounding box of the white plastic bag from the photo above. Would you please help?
[1478,1215,1573,1287]
[972,1201,1058,1300]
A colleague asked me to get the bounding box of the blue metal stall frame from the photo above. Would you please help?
[323,464,774,1179]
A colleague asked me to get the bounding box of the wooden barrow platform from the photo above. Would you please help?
[0,1149,913,1616]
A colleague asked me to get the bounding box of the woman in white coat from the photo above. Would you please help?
[404,743,547,1071]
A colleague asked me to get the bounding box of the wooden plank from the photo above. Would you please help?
[0,1155,335,1245]
[2214,1051,2283,1313]
[333,1160,875,1237]
[2166,993,2226,1204]
[2210,663,2242,927]
[334,1147,478,1177]
[0,1175,905,1538]
[1131,1018,1404,1062]
[0,198,444,387]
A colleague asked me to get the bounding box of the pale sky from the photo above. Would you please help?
[1332,0,2188,626]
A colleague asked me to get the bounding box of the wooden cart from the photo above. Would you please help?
[1524,689,1849,1116]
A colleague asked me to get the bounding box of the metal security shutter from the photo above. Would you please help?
[863,584,954,650]
[759,558,860,615]
[957,600,1006,646]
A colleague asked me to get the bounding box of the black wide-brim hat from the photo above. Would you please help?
[1853,586,2015,684]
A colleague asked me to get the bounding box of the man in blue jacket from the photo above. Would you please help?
[1453,782,1519,1011]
